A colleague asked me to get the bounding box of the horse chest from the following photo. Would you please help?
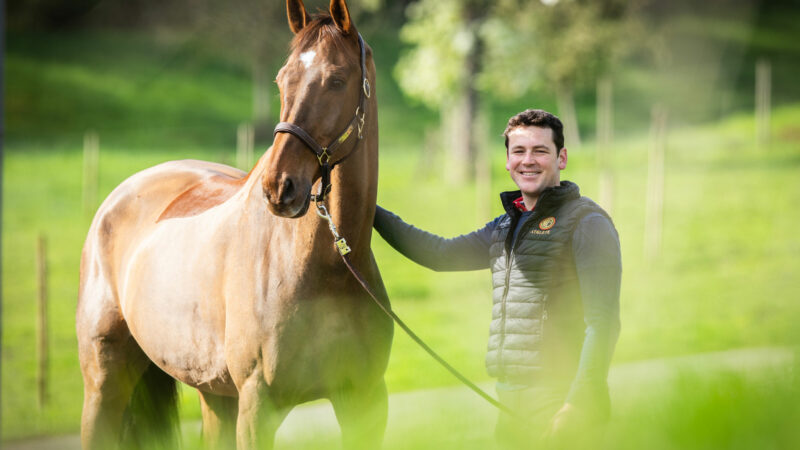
[255,288,391,392]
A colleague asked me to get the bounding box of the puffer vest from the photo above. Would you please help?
[486,181,609,383]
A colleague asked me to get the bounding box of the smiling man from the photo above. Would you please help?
[374,109,621,448]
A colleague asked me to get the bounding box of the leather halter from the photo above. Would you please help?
[273,33,371,203]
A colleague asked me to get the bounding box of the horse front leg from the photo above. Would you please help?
[199,391,238,450]
[331,379,389,450]
[236,374,288,450]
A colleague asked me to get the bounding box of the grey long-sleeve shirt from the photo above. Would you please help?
[374,205,621,411]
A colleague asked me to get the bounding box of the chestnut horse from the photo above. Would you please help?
[76,1,392,448]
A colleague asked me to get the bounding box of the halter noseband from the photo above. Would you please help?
[273,33,371,203]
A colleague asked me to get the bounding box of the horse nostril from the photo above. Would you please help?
[280,177,295,203]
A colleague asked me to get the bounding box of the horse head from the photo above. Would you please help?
[262,0,370,218]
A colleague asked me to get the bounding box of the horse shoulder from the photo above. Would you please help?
[157,172,249,222]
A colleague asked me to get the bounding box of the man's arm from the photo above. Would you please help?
[373,206,496,271]
[563,212,622,419]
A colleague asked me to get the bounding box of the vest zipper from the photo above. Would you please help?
[541,307,548,339]
[497,248,513,373]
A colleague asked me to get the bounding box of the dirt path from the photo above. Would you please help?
[3,347,794,450]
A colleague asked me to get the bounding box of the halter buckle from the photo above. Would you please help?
[363,78,371,98]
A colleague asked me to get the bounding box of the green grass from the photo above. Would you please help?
[605,365,800,450]
[4,22,800,444]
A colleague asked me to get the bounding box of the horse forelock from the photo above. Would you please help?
[289,14,358,63]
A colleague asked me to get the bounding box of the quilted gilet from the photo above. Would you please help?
[485,182,608,383]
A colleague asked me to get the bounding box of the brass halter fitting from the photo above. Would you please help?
[317,148,331,166]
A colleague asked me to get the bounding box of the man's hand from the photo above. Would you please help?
[543,403,582,447]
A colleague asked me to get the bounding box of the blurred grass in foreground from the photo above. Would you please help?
[177,351,800,449]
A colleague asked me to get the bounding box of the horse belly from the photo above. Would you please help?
[122,224,236,396]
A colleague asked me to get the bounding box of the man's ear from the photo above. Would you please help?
[558,148,568,170]
[330,0,353,34]
[287,0,308,34]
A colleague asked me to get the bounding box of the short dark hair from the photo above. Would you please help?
[503,109,565,152]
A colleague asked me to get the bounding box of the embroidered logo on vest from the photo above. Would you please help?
[539,216,556,230]
[531,216,556,235]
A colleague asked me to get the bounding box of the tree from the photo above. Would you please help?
[395,0,490,184]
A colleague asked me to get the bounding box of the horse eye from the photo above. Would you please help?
[329,78,346,90]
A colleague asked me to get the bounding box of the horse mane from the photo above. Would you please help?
[290,13,358,61]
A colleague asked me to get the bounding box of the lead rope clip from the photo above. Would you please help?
[315,202,351,256]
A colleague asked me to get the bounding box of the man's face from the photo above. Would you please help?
[505,126,567,205]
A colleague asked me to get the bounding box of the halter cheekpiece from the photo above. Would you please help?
[273,33,371,204]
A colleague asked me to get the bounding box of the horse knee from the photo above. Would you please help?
[235,381,288,450]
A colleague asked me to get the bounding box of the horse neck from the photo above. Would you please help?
[324,130,378,262]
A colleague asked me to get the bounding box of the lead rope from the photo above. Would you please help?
[314,202,517,417]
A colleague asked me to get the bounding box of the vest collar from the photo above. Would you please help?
[500,181,580,218]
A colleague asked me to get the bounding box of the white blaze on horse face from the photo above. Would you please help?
[300,50,316,69]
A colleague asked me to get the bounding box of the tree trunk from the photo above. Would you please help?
[441,2,486,185]
[474,109,492,224]
[556,83,582,149]
[596,75,614,214]
[442,98,471,185]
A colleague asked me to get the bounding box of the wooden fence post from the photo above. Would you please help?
[237,123,254,170]
[755,58,771,151]
[36,234,49,409]
[83,130,99,216]
[645,105,667,264]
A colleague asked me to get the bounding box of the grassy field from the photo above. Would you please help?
[4,20,800,445]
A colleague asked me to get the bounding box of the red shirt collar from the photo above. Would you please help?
[512,196,530,212]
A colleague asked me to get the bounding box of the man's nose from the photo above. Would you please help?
[522,151,537,164]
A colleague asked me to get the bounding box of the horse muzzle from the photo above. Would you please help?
[262,173,312,218]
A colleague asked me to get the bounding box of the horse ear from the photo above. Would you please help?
[329,0,352,34]
[286,0,308,34]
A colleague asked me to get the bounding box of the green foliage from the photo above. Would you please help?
[394,0,475,108]
[395,0,647,105]
[493,0,645,90]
